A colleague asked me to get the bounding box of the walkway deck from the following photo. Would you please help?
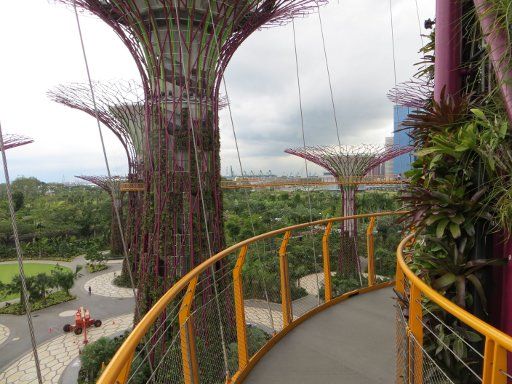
[245,287,396,384]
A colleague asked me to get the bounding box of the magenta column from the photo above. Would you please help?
[473,1,512,361]
[433,0,462,102]
[474,0,512,122]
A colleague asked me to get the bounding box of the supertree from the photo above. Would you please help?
[57,0,326,317]
[285,144,412,277]
[49,81,145,277]
[76,175,125,257]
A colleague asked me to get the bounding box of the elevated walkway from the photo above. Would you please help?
[96,214,512,384]
[245,288,395,384]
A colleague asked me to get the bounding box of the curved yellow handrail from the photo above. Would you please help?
[98,210,404,384]
[396,234,512,383]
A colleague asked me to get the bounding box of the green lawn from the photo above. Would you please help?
[0,263,70,302]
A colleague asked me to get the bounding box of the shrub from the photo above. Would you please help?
[0,290,75,315]
[86,263,108,274]
[112,273,134,288]
[78,333,129,383]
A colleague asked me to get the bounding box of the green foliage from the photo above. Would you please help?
[112,273,134,288]
[0,177,110,260]
[78,332,131,384]
[12,191,24,212]
[401,96,511,381]
[52,265,82,295]
[403,104,510,310]
[85,244,108,273]
[319,275,364,298]
[0,290,75,315]
[87,263,108,273]
[227,326,271,372]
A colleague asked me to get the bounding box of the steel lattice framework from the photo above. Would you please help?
[48,81,144,175]
[1,134,33,151]
[387,78,433,109]
[76,175,126,257]
[285,144,412,276]
[57,0,325,318]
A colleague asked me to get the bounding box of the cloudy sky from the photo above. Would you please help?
[0,0,434,182]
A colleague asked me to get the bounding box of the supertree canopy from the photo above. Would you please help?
[1,134,33,151]
[76,175,125,257]
[387,78,433,109]
[57,0,326,316]
[285,144,412,277]
[48,81,144,176]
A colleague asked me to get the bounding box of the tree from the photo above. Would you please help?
[52,265,82,295]
[32,273,55,300]
[7,275,36,306]
[12,191,24,212]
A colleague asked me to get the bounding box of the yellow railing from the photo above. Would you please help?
[97,211,402,384]
[396,234,512,384]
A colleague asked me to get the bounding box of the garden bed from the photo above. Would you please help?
[86,263,108,274]
[0,290,75,315]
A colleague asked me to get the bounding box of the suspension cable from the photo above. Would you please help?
[413,0,424,47]
[72,1,139,314]
[292,20,322,302]
[316,3,342,147]
[0,122,43,384]
[170,1,231,378]
[389,0,398,88]
[205,0,276,332]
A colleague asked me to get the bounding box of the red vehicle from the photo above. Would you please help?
[63,307,102,335]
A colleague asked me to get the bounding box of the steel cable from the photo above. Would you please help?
[170,1,231,379]
[205,0,277,333]
[291,20,323,301]
[72,4,158,381]
[0,122,43,384]
[413,0,424,47]
[316,2,342,147]
[72,1,139,309]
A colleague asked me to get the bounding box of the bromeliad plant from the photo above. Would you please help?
[403,100,510,312]
[400,99,512,382]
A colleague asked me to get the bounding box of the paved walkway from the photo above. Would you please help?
[0,313,132,383]
[0,261,134,379]
[245,287,395,384]
[84,271,135,298]
[0,323,9,346]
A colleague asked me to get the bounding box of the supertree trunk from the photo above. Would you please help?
[62,0,325,320]
[338,186,358,278]
[110,196,124,256]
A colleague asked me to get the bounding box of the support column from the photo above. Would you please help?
[433,0,462,102]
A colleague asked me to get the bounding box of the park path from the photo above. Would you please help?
[0,263,134,380]
[84,271,135,298]
[0,313,132,384]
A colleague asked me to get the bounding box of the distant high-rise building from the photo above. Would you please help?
[393,105,415,175]
[384,136,394,176]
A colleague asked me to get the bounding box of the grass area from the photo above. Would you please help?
[0,290,75,315]
[0,263,70,302]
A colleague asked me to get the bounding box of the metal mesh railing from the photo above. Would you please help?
[396,234,512,384]
[97,211,402,384]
